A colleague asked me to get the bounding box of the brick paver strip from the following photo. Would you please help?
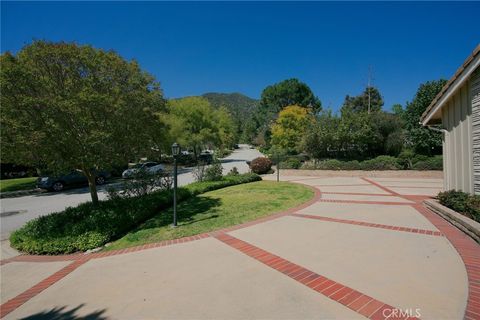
[413,204,480,320]
[291,213,443,237]
[0,258,90,318]
[317,198,413,206]
[361,177,400,196]
[214,232,416,320]
[359,177,480,320]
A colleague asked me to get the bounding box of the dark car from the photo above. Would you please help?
[37,170,111,192]
[198,152,213,164]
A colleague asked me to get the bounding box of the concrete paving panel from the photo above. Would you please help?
[1,261,71,304]
[6,238,363,320]
[230,216,468,320]
[296,202,438,230]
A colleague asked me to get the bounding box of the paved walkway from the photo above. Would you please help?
[1,176,479,319]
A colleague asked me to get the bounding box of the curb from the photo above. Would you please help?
[0,188,45,199]
[424,199,480,244]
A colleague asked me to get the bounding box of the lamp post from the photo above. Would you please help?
[171,142,180,227]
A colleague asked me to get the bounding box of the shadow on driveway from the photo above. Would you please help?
[20,304,107,320]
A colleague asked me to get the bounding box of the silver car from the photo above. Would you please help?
[122,162,165,179]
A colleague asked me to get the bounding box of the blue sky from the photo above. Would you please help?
[2,2,479,112]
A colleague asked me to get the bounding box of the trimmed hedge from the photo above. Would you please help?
[10,173,261,255]
[437,190,480,222]
[300,155,442,171]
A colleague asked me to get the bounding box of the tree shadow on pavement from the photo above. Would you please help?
[20,304,107,320]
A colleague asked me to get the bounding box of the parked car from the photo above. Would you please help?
[198,152,213,164]
[122,162,165,179]
[37,170,111,192]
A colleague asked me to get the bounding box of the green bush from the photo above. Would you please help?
[437,190,480,222]
[280,157,302,169]
[466,196,480,221]
[204,161,223,181]
[317,159,343,170]
[360,156,401,170]
[10,173,261,255]
[227,167,239,176]
[412,155,443,170]
[249,157,273,174]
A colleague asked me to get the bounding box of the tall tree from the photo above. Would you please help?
[253,78,321,146]
[165,97,235,156]
[0,41,166,205]
[271,105,313,154]
[341,86,384,114]
[403,80,447,155]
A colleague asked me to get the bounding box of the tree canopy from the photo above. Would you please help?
[0,41,166,204]
[403,79,446,155]
[271,105,313,154]
[341,86,384,114]
[165,97,236,155]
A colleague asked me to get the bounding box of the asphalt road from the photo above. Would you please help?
[0,144,263,242]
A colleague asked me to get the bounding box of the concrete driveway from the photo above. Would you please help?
[1,175,478,319]
[0,144,263,246]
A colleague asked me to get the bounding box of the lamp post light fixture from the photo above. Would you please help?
[171,142,180,227]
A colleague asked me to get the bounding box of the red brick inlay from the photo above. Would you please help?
[361,177,399,195]
[317,198,413,206]
[214,232,417,320]
[291,213,443,237]
[0,258,90,318]
[413,204,480,320]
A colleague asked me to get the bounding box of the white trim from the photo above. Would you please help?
[422,54,480,126]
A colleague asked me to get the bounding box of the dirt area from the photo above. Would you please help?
[275,169,443,179]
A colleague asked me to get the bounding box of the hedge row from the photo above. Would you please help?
[10,173,261,255]
[296,155,443,171]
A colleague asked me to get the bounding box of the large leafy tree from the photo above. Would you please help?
[165,97,235,156]
[403,80,447,155]
[0,41,166,204]
[253,78,321,146]
[302,110,340,159]
[271,105,313,153]
[341,86,384,114]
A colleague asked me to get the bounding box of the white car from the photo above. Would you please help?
[122,162,165,179]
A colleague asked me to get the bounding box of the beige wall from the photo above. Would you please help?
[472,67,480,194]
[441,72,475,194]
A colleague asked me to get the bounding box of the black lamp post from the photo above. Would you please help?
[171,142,180,227]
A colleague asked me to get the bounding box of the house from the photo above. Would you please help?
[421,44,480,195]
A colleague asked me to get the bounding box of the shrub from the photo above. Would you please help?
[249,157,273,174]
[280,157,302,169]
[343,160,361,170]
[204,161,223,181]
[10,173,261,255]
[437,190,470,215]
[437,190,480,222]
[466,196,480,221]
[227,167,239,176]
[412,155,443,170]
[360,156,401,170]
[300,160,317,170]
[316,159,343,170]
[108,170,172,199]
[192,162,207,182]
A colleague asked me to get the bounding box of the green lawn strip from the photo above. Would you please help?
[105,181,313,251]
[0,177,37,192]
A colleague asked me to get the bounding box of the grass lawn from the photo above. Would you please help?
[0,177,37,192]
[106,180,313,251]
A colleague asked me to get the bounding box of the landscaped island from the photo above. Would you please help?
[10,174,313,255]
